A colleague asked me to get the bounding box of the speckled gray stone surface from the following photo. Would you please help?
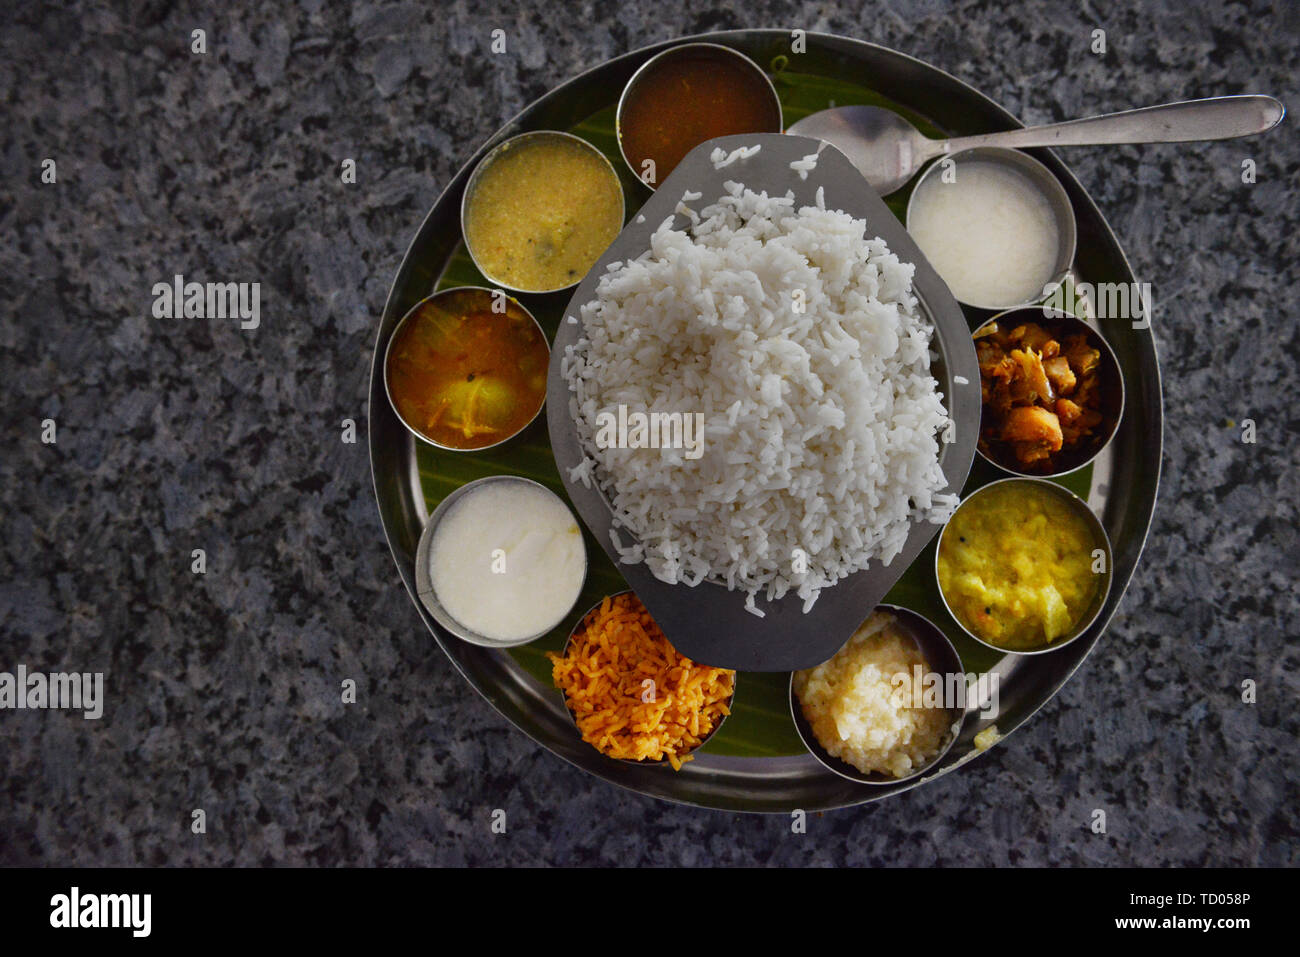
[1,0,1296,866]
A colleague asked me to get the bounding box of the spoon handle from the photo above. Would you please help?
[927,95,1285,160]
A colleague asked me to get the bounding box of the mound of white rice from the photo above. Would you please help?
[562,180,955,615]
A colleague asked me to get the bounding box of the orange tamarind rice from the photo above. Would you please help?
[547,593,735,770]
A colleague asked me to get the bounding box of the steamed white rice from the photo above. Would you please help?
[561,180,954,615]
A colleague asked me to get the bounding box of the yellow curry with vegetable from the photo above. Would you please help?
[463,133,623,292]
[937,481,1103,650]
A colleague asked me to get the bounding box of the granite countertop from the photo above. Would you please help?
[1,0,1295,866]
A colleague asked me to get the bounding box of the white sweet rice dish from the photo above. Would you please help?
[793,611,953,777]
[561,178,955,616]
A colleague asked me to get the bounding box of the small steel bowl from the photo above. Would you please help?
[905,146,1077,312]
[460,130,625,295]
[414,475,587,648]
[555,590,736,767]
[615,42,783,189]
[972,307,1125,478]
[790,605,966,786]
[934,477,1114,656]
[383,285,549,452]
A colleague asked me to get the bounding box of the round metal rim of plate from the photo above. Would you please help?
[367,29,1165,814]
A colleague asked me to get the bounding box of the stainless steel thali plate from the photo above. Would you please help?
[368,30,1163,812]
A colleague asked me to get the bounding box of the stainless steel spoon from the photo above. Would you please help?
[788,95,1285,195]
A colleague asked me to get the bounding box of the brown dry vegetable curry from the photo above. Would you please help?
[975,320,1105,471]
